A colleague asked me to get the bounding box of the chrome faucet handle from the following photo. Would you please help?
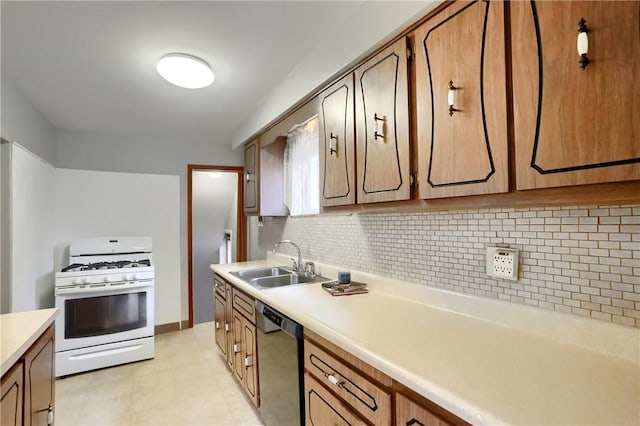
[290,258,299,273]
[304,261,316,278]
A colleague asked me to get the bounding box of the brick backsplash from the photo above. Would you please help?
[252,204,640,328]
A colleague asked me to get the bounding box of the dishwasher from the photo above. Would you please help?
[255,300,304,426]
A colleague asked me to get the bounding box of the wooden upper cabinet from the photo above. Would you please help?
[319,74,356,206]
[243,139,259,214]
[243,137,288,216]
[355,37,411,204]
[259,137,288,216]
[414,0,509,199]
[512,1,640,190]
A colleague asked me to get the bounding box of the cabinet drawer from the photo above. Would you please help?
[396,392,451,426]
[214,276,226,297]
[304,339,392,425]
[232,288,256,324]
[305,373,367,426]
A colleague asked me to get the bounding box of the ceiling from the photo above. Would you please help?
[1,1,365,144]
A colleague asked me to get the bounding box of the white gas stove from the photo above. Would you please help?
[55,237,155,376]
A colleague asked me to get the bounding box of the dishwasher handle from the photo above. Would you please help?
[256,300,303,339]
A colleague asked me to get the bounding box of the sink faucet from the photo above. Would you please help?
[273,240,303,273]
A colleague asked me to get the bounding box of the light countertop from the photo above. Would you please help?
[1,308,58,375]
[212,257,640,425]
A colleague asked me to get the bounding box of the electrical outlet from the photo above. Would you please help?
[486,246,519,281]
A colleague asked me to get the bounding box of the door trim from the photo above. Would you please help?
[187,164,246,329]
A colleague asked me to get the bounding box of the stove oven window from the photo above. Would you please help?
[65,292,147,338]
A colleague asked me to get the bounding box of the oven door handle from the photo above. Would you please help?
[56,280,153,295]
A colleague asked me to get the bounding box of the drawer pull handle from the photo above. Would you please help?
[225,323,231,332]
[215,321,220,330]
[244,356,252,367]
[326,373,345,389]
[233,343,240,354]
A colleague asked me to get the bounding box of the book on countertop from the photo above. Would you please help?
[321,281,369,296]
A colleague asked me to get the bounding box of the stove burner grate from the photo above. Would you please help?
[61,259,151,272]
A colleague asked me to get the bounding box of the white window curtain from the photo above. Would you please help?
[284,116,319,216]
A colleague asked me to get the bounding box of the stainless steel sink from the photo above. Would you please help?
[229,266,328,289]
[229,266,291,281]
[249,274,320,288]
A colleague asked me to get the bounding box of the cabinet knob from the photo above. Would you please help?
[577,18,590,69]
[225,323,230,332]
[244,356,252,367]
[215,321,220,330]
[245,173,255,183]
[233,343,240,354]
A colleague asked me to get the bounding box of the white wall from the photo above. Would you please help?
[10,143,56,312]
[53,168,181,325]
[231,0,438,148]
[0,142,8,313]
[56,129,243,322]
[1,75,57,165]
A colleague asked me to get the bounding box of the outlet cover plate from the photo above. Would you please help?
[486,246,519,281]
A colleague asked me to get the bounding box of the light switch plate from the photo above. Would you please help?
[486,246,519,281]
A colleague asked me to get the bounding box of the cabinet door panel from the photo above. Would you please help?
[225,286,234,370]
[24,325,55,426]
[1,362,23,426]
[320,74,356,206]
[512,1,640,189]
[243,139,259,214]
[305,373,366,426]
[232,311,244,383]
[214,294,227,357]
[242,318,259,407]
[415,0,508,198]
[355,37,411,204]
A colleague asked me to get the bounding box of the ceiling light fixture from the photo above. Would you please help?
[156,53,214,89]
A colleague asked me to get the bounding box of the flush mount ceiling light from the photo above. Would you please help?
[156,53,214,89]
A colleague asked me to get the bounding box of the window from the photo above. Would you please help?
[284,116,319,216]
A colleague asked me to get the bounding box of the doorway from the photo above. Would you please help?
[188,165,245,327]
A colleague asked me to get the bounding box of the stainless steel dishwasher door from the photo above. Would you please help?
[256,300,304,426]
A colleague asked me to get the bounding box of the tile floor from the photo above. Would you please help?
[55,322,264,426]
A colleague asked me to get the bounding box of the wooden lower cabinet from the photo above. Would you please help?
[214,294,227,357]
[1,362,23,426]
[23,324,55,426]
[213,275,259,408]
[304,373,367,426]
[304,329,468,426]
[1,323,55,426]
[396,392,456,426]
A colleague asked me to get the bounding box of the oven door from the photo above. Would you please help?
[55,283,154,352]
